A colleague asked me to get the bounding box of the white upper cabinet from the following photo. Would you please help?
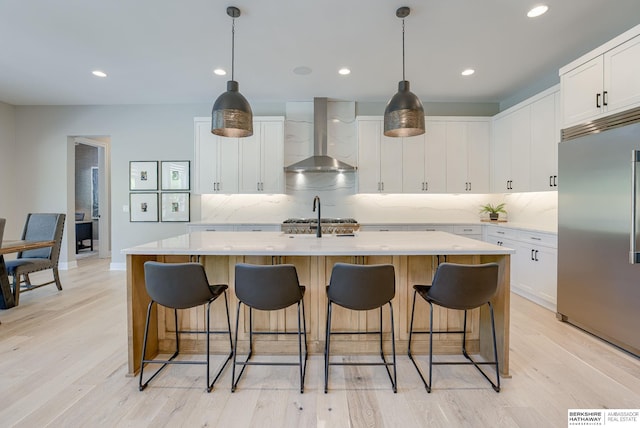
[491,86,559,193]
[239,117,284,193]
[193,118,239,194]
[359,116,488,194]
[446,119,490,193]
[357,118,403,193]
[402,123,446,193]
[194,117,284,194]
[530,91,559,190]
[491,107,531,192]
[560,25,640,128]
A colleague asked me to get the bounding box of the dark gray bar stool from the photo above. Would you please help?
[324,263,397,393]
[408,262,501,392]
[139,261,233,392]
[232,263,308,393]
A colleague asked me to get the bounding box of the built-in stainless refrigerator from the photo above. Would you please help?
[558,109,640,357]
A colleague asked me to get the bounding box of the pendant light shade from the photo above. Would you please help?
[211,6,253,138]
[384,7,425,138]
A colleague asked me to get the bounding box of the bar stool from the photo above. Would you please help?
[324,263,397,393]
[408,262,501,392]
[139,261,233,392]
[232,263,308,393]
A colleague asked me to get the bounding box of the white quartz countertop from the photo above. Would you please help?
[122,231,514,256]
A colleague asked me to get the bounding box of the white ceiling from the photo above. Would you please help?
[1,0,639,106]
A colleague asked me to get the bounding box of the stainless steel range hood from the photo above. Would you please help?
[284,98,357,173]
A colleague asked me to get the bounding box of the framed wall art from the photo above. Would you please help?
[161,161,190,190]
[161,192,190,222]
[130,193,159,222]
[130,161,158,191]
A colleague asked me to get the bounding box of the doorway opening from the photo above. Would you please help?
[73,136,111,261]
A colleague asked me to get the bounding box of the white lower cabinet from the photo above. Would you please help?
[362,224,482,241]
[187,224,279,233]
[359,224,407,232]
[486,225,557,311]
[187,224,236,232]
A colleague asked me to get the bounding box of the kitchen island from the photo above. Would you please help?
[124,231,514,376]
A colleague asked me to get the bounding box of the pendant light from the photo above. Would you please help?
[383,6,425,138]
[211,6,253,137]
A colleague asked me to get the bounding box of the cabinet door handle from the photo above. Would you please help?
[603,91,608,106]
[549,175,553,187]
[531,249,535,260]
[553,175,557,187]
[381,182,384,191]
[497,231,505,234]
[534,250,539,261]
[425,182,428,191]
[596,93,601,108]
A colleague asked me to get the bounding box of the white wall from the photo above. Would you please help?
[13,104,216,267]
[0,102,19,238]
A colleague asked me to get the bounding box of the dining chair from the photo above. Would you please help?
[139,261,233,392]
[5,213,66,305]
[324,263,397,393]
[232,263,308,393]
[407,262,501,392]
[0,218,5,313]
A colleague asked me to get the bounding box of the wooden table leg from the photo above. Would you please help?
[0,255,16,309]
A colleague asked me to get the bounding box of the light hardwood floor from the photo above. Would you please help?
[1,256,639,427]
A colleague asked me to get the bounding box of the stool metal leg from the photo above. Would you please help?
[407,290,432,392]
[297,300,308,393]
[324,300,332,393]
[408,295,500,393]
[325,300,397,393]
[205,290,233,392]
[231,302,248,392]
[139,303,180,391]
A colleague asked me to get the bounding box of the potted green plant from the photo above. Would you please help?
[480,203,507,221]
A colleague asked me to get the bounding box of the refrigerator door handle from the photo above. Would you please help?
[631,150,640,264]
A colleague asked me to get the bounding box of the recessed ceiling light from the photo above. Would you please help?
[338,67,351,75]
[527,5,549,18]
[293,66,312,75]
[461,69,475,76]
[213,68,226,76]
[92,70,107,78]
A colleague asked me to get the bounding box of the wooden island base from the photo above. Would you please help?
[127,253,510,377]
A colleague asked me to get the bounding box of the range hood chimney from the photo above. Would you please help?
[284,98,357,173]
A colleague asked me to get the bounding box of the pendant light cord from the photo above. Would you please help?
[402,18,405,81]
[231,17,236,81]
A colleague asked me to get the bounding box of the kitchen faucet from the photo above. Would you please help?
[312,195,321,238]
